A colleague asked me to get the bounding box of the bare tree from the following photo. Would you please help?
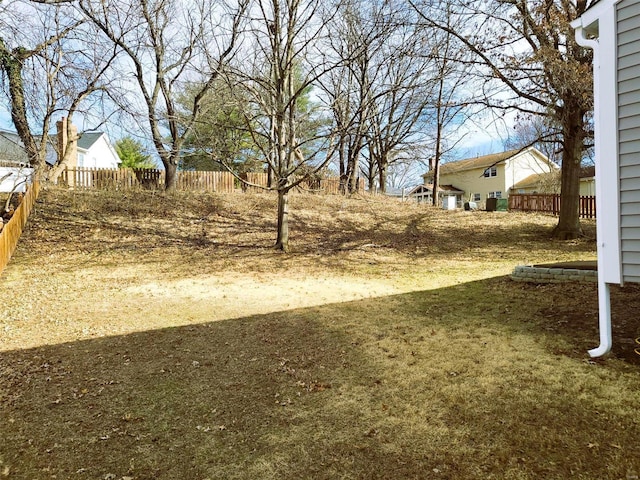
[504,114,564,165]
[366,15,434,194]
[320,0,437,194]
[0,0,115,177]
[77,0,249,191]
[227,0,338,251]
[424,2,471,206]
[411,0,595,239]
[318,0,389,194]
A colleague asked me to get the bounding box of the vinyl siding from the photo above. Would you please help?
[618,0,640,283]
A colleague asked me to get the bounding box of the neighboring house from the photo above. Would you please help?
[510,166,596,196]
[579,166,596,196]
[422,147,558,208]
[0,130,34,193]
[385,184,466,205]
[407,184,465,205]
[0,118,120,192]
[572,0,640,356]
[511,171,561,194]
[53,117,121,170]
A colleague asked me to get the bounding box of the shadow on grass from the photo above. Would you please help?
[1,277,639,479]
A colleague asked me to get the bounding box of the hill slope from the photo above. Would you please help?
[2,186,598,351]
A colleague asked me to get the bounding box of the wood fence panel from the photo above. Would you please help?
[304,177,364,195]
[133,168,164,189]
[321,178,341,194]
[0,180,40,274]
[177,171,236,193]
[509,193,596,219]
[242,172,269,192]
[60,168,365,196]
[580,195,596,218]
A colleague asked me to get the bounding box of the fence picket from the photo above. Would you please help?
[509,194,596,219]
[59,168,366,195]
[0,180,40,274]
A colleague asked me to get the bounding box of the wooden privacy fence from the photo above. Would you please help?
[0,180,40,274]
[509,194,596,219]
[60,168,238,193]
[60,168,364,195]
[241,173,364,194]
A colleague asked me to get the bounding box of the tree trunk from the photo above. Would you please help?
[432,96,444,207]
[0,42,41,172]
[275,186,290,252]
[432,160,440,207]
[347,148,359,193]
[378,159,387,194]
[552,110,584,239]
[367,155,376,191]
[165,161,178,191]
[338,136,347,194]
[47,161,68,185]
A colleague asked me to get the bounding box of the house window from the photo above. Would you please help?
[488,191,502,199]
[484,166,497,177]
[473,193,481,202]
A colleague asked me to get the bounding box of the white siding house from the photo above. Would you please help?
[0,119,121,192]
[76,131,121,169]
[572,0,640,356]
[0,130,34,193]
[422,147,558,209]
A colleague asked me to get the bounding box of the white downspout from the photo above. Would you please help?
[591,279,612,357]
[574,26,612,357]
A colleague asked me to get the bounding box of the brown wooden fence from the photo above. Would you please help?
[240,172,364,194]
[60,168,365,195]
[0,180,40,275]
[509,194,596,218]
[59,168,239,193]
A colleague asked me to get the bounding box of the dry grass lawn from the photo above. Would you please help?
[0,187,639,480]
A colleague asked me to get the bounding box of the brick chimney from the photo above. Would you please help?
[56,117,78,168]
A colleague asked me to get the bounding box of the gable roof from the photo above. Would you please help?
[512,173,544,190]
[77,131,104,151]
[580,165,595,178]
[422,147,555,178]
[437,149,521,176]
[0,127,115,167]
[0,130,29,164]
[413,184,465,194]
[0,129,59,166]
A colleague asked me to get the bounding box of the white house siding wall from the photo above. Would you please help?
[580,178,596,196]
[437,150,555,207]
[618,0,640,283]
[504,151,557,193]
[0,166,33,193]
[81,135,120,169]
[437,167,504,207]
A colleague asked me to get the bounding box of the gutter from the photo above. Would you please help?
[574,24,612,357]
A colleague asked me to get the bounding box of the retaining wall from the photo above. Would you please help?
[511,265,598,283]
